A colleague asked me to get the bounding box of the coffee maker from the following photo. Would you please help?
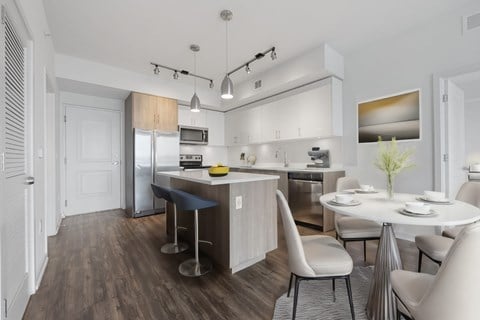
[307,147,330,168]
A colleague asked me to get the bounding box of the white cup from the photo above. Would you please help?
[405,201,430,214]
[336,194,353,204]
[424,191,446,201]
[360,184,373,191]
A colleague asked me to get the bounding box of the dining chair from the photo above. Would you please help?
[415,181,480,271]
[335,177,382,261]
[391,222,480,320]
[276,190,355,320]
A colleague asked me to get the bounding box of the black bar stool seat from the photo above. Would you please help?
[170,189,218,277]
[151,184,188,254]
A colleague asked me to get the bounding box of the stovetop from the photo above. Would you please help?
[179,154,210,169]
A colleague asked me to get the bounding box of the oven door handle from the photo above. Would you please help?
[289,179,322,184]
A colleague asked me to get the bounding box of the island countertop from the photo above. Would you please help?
[156,170,279,185]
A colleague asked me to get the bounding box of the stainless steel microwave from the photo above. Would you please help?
[178,125,208,145]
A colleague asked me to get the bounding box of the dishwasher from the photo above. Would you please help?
[288,172,324,230]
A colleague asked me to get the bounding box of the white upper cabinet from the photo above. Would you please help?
[224,76,343,146]
[260,98,297,142]
[206,110,224,146]
[225,107,262,146]
[178,105,207,127]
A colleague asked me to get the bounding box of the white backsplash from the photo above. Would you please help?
[226,137,343,167]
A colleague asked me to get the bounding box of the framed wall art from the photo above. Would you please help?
[357,89,421,143]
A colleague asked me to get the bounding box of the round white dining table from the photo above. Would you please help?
[320,190,480,320]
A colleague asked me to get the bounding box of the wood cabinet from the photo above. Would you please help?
[126,92,178,131]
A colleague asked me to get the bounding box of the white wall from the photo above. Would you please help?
[465,99,480,165]
[341,1,480,239]
[343,1,480,191]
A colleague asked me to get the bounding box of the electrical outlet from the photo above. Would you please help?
[235,196,242,210]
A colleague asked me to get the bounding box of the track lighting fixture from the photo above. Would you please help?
[149,10,277,102]
[150,62,213,88]
[219,9,278,99]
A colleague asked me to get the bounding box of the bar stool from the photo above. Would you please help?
[170,189,218,277]
[151,184,188,254]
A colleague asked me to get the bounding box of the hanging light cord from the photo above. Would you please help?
[225,19,229,74]
[193,51,197,93]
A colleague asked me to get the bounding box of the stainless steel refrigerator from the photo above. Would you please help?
[126,128,180,217]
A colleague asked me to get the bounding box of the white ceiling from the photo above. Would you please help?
[43,0,473,90]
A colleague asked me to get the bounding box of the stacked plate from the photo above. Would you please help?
[401,201,435,217]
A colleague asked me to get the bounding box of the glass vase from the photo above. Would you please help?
[386,174,394,200]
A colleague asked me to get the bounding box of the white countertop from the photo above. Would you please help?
[320,191,480,226]
[156,170,279,185]
[229,165,344,173]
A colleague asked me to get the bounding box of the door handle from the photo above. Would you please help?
[25,176,35,185]
[112,161,120,166]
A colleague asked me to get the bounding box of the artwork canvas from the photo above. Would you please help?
[358,90,420,143]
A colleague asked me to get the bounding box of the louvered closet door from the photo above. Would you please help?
[0,3,31,319]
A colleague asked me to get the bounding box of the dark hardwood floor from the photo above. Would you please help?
[23,210,438,320]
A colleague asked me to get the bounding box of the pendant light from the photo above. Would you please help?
[220,10,233,100]
[190,44,201,112]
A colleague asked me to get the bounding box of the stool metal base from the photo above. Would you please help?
[161,242,189,254]
[179,257,212,277]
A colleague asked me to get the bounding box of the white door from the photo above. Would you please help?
[65,106,121,215]
[441,79,466,198]
[0,2,32,319]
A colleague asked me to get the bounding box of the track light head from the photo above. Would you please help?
[173,70,179,79]
[153,65,160,75]
[270,48,277,60]
[245,64,251,74]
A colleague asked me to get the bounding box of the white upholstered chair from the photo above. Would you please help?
[335,177,382,261]
[392,222,480,320]
[415,181,480,271]
[276,190,355,320]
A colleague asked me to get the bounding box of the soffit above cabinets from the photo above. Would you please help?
[221,44,343,111]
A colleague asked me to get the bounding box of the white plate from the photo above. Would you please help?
[355,189,379,194]
[399,208,436,217]
[416,196,453,205]
[327,199,361,207]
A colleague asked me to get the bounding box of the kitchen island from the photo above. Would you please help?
[156,170,279,273]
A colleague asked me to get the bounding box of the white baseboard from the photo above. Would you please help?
[35,257,49,291]
[7,274,29,320]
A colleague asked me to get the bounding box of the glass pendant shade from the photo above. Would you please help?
[221,75,233,100]
[190,92,201,112]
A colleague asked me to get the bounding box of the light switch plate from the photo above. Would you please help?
[235,196,242,210]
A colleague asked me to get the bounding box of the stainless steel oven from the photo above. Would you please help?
[179,125,208,145]
[288,172,324,230]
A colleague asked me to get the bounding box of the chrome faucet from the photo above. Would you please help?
[284,151,289,167]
